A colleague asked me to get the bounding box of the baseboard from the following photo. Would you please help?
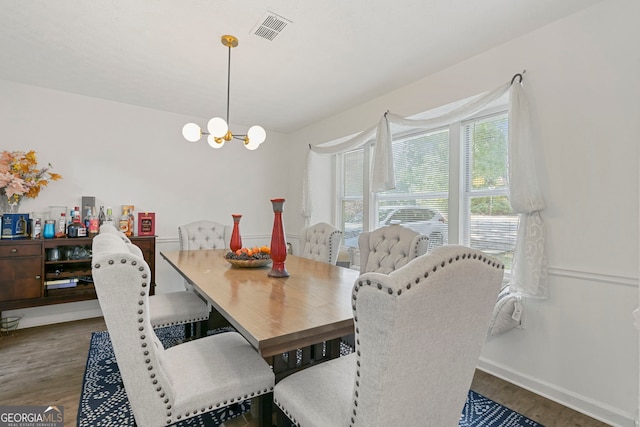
[5,300,102,330]
[477,357,636,427]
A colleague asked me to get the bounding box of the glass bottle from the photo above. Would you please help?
[105,207,116,227]
[83,206,92,230]
[32,218,42,239]
[119,208,131,236]
[67,206,80,225]
[88,207,99,236]
[68,208,76,230]
[127,209,135,236]
[57,212,66,237]
[98,205,106,226]
[67,207,86,238]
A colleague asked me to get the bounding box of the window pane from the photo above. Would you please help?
[465,114,508,192]
[380,129,449,195]
[377,128,449,251]
[343,149,364,197]
[463,113,516,270]
[342,199,363,247]
[341,149,364,247]
[469,196,518,270]
[378,199,448,251]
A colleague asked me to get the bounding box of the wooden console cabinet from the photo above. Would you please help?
[0,235,156,313]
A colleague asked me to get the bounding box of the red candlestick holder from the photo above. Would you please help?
[268,198,289,277]
[230,214,242,252]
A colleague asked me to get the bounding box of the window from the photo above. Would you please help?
[341,149,365,248]
[377,128,450,251]
[338,109,518,270]
[462,113,518,269]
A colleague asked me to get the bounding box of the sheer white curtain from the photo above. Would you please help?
[303,74,547,298]
[507,82,547,298]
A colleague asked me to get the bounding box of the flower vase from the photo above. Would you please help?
[0,196,20,215]
[268,198,289,277]
[230,214,243,252]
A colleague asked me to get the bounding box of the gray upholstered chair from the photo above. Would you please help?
[99,224,210,338]
[274,245,504,427]
[299,222,342,265]
[342,224,430,348]
[178,220,232,251]
[91,232,275,427]
[357,224,428,274]
[178,220,234,332]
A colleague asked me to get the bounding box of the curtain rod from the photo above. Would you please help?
[511,70,526,84]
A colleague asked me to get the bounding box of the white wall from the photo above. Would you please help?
[290,0,639,425]
[1,79,292,323]
[1,80,291,237]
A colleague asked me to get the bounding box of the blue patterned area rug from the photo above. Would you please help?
[78,326,543,427]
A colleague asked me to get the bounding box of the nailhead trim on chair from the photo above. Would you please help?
[151,316,209,328]
[95,255,273,426]
[348,250,504,426]
[301,224,342,264]
[95,257,177,423]
[415,235,428,256]
[328,229,340,264]
[277,405,301,426]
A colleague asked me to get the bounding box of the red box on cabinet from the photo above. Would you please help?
[138,212,155,236]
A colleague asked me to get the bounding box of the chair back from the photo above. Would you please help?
[350,245,503,426]
[299,222,342,265]
[358,224,428,274]
[178,220,231,250]
[92,233,173,426]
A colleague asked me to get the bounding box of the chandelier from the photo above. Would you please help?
[182,35,266,150]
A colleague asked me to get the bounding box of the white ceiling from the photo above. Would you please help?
[0,0,601,134]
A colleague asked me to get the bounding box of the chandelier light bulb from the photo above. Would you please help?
[247,125,267,145]
[207,117,229,138]
[245,138,261,150]
[207,135,225,149]
[182,123,202,142]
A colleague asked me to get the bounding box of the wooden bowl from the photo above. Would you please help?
[224,257,272,268]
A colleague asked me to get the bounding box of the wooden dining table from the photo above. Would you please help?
[160,249,360,378]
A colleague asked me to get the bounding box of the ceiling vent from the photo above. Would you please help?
[252,11,292,41]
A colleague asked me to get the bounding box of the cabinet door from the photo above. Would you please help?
[0,257,42,301]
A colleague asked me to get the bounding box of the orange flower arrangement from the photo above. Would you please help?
[0,150,62,204]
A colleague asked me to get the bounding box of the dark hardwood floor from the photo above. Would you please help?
[0,317,610,426]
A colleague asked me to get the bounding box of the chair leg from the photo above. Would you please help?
[208,308,231,330]
[256,392,273,427]
[197,319,208,337]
